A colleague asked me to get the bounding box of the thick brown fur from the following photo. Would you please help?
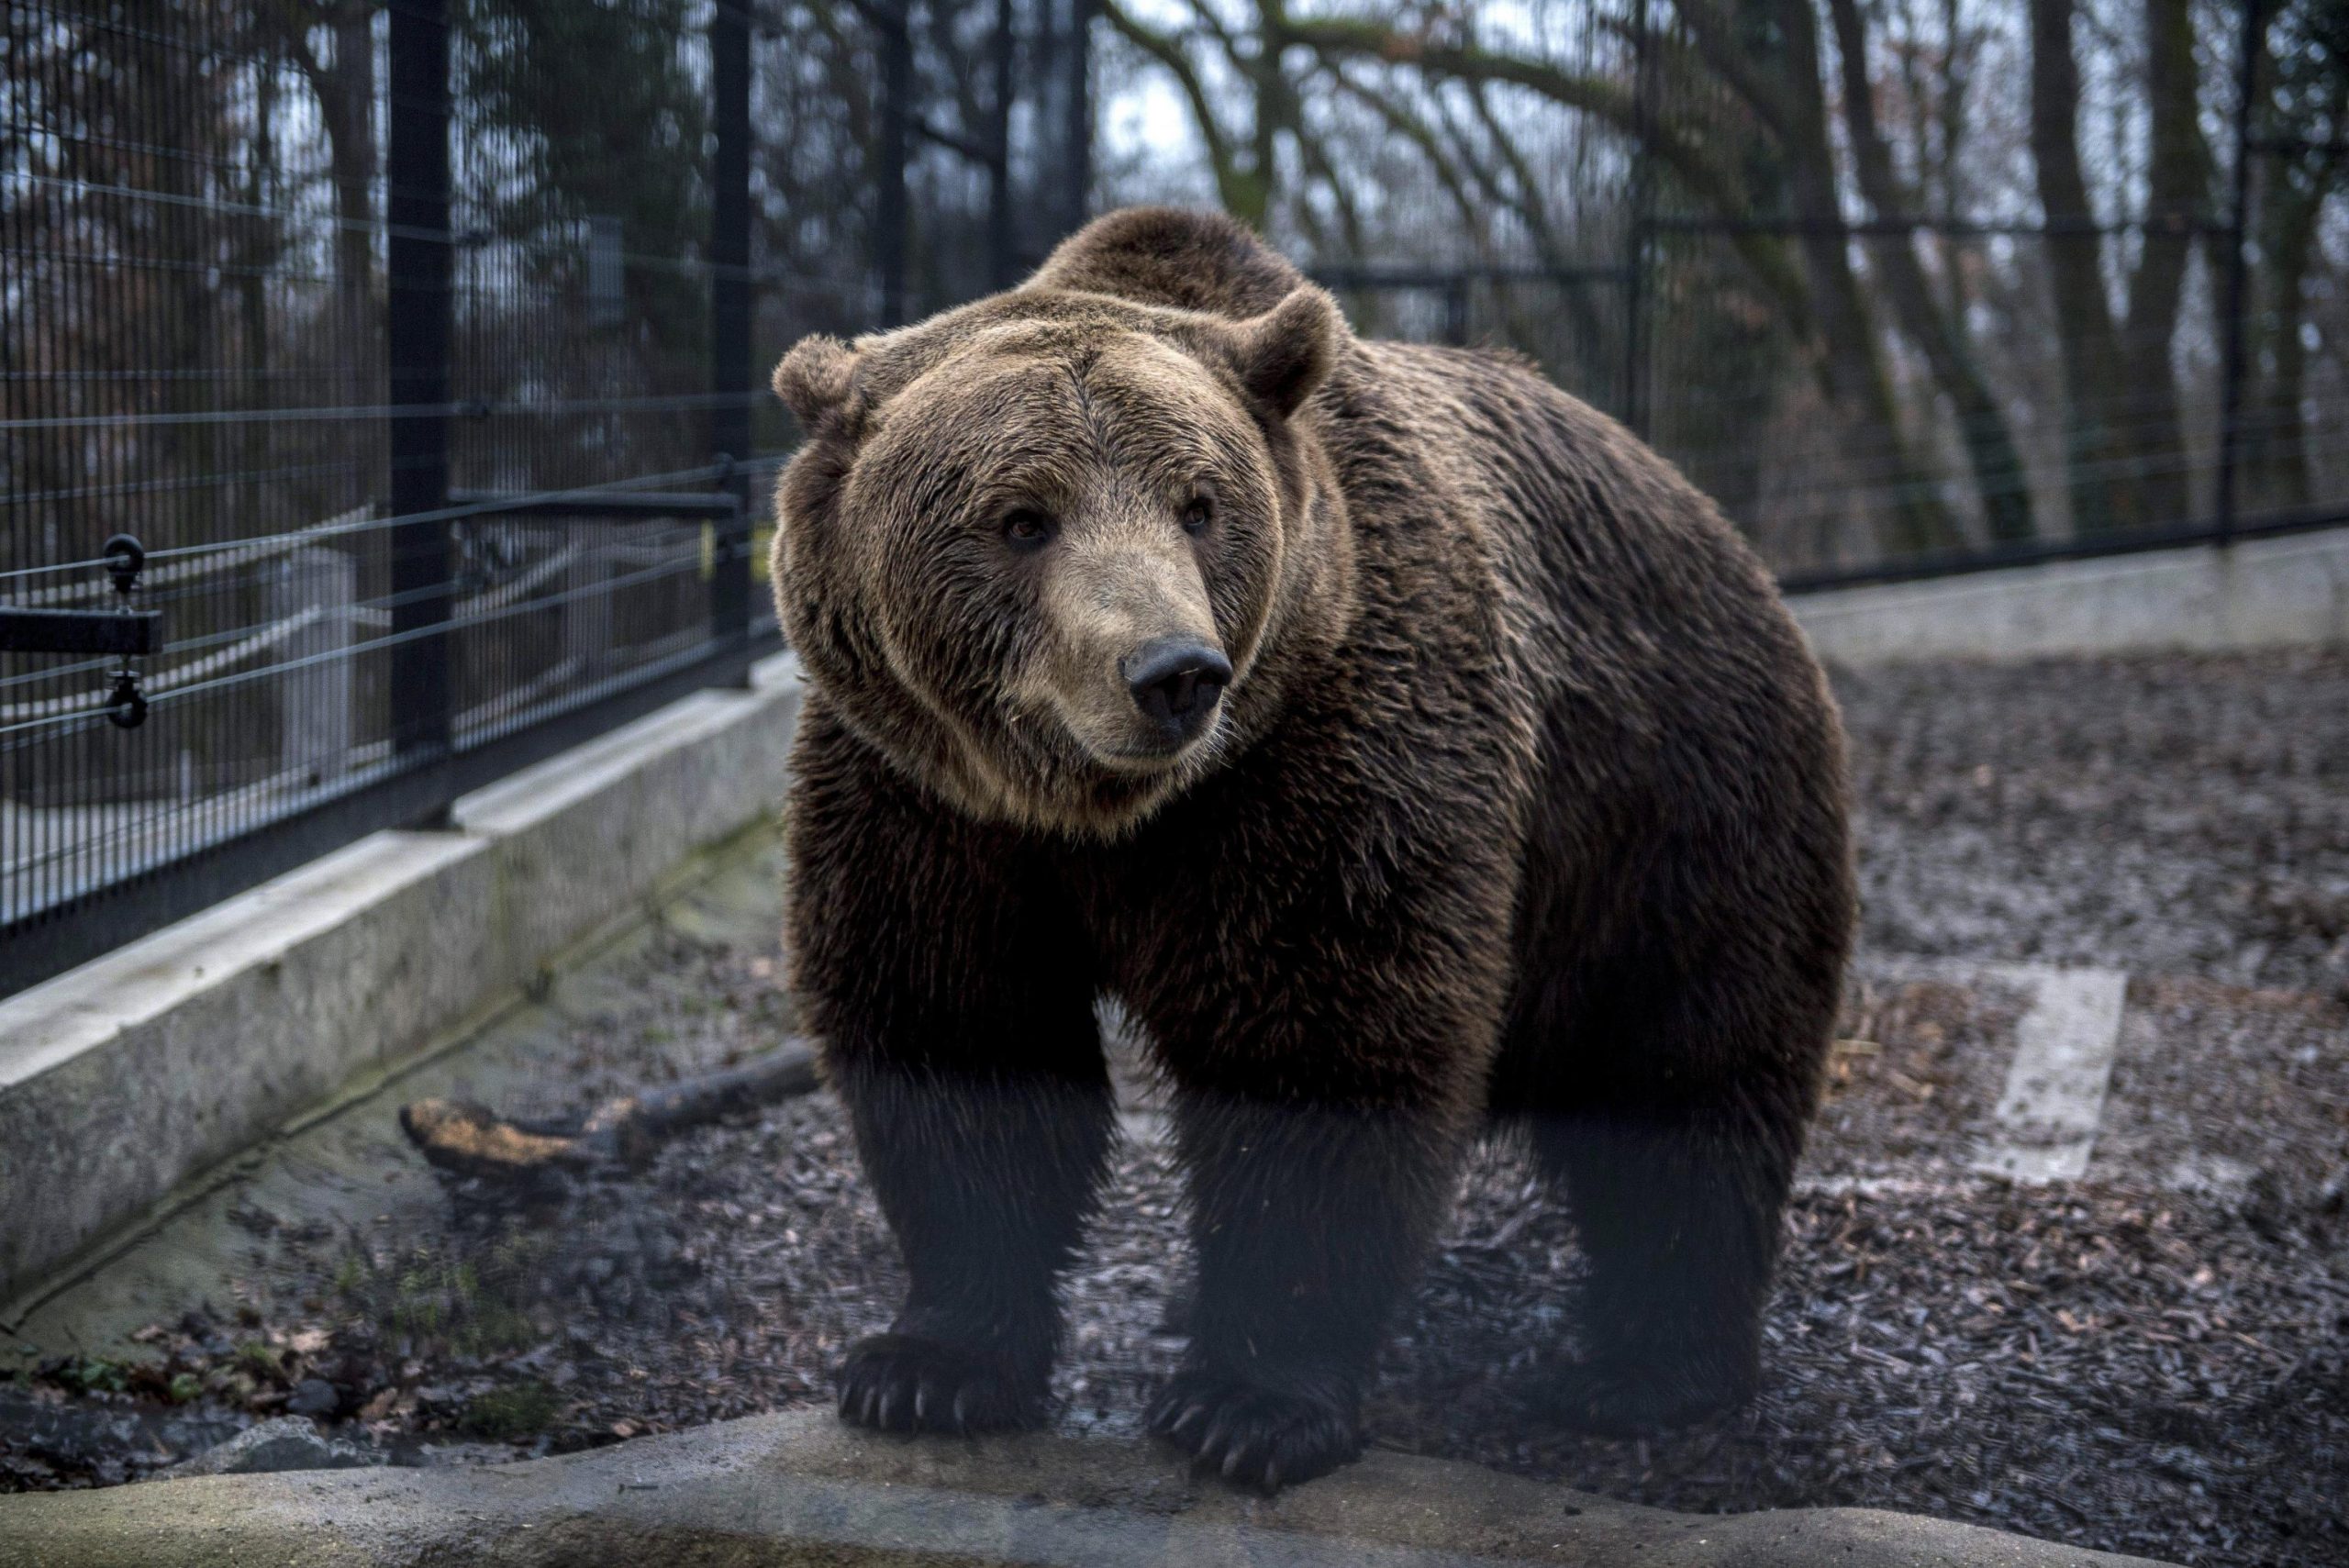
[771,207,1854,1492]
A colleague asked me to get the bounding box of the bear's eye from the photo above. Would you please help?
[1001,507,1054,551]
[1179,496,1213,536]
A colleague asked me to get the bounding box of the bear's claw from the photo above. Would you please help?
[835,1332,1043,1436]
[1146,1370,1363,1495]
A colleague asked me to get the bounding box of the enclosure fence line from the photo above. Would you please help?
[2,0,2341,996]
[0,0,779,993]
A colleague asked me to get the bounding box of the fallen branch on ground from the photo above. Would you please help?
[398,1040,819,1181]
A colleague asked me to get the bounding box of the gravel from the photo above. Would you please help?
[5,650,2347,1568]
[2093,976,2349,1212]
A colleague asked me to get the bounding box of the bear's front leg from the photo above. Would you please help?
[1148,1082,1467,1491]
[787,709,1114,1436]
[828,1054,1113,1432]
[1124,766,1512,1492]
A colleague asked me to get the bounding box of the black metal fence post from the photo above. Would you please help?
[2214,0,2265,548]
[1064,0,1094,236]
[387,0,453,769]
[710,2,754,661]
[989,0,1018,288]
[1622,0,1653,439]
[875,0,912,328]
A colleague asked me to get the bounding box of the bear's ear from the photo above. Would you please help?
[772,335,859,433]
[1225,285,1340,418]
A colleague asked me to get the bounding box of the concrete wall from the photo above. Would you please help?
[1789,526,2349,665]
[0,654,804,1310]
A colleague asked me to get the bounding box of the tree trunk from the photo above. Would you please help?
[2241,6,2347,517]
[1825,0,2034,543]
[2027,0,2134,536]
[297,6,379,417]
[241,48,277,558]
[1774,0,1959,556]
[2116,0,2208,530]
[2244,163,2333,513]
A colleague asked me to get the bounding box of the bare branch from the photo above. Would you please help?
[1097,0,1252,218]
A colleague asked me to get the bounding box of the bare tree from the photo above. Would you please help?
[2242,0,2349,513]
[1124,1,1972,553]
[1821,0,2034,542]
[2028,0,2210,535]
[274,2,380,411]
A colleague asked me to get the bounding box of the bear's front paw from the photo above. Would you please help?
[836,1332,1044,1435]
[1537,1352,1752,1437]
[1146,1370,1363,1494]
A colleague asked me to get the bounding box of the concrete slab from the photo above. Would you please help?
[1970,967,2131,1184]
[1790,525,2349,664]
[0,655,806,1308]
[0,830,498,1305]
[0,1406,2176,1568]
[1832,956,2132,1187]
[452,653,804,991]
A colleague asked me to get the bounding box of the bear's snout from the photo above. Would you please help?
[1120,636,1230,747]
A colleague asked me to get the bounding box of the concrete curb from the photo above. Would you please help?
[0,654,805,1308]
[1788,524,2349,664]
[0,1406,2175,1568]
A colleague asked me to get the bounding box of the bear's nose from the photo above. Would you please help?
[1122,636,1231,743]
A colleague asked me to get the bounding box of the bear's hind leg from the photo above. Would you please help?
[1522,981,1822,1435]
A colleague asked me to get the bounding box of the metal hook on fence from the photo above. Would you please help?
[102,533,150,729]
[0,533,158,727]
[104,533,145,595]
[105,669,149,729]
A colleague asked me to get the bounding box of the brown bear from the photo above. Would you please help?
[768,206,1853,1492]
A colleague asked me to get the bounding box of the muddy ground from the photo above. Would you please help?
[5,650,2346,1568]
[1839,650,2349,995]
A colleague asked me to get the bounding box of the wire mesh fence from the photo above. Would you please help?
[0,0,1119,992]
[6,4,770,988]
[4,0,2344,993]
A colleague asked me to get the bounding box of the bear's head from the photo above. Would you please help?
[769,284,1350,837]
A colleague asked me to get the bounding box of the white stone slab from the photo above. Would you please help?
[1969,964,2132,1184]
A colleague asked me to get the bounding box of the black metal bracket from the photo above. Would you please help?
[0,606,161,658]
[106,533,145,593]
[1,533,156,728]
[0,534,157,657]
